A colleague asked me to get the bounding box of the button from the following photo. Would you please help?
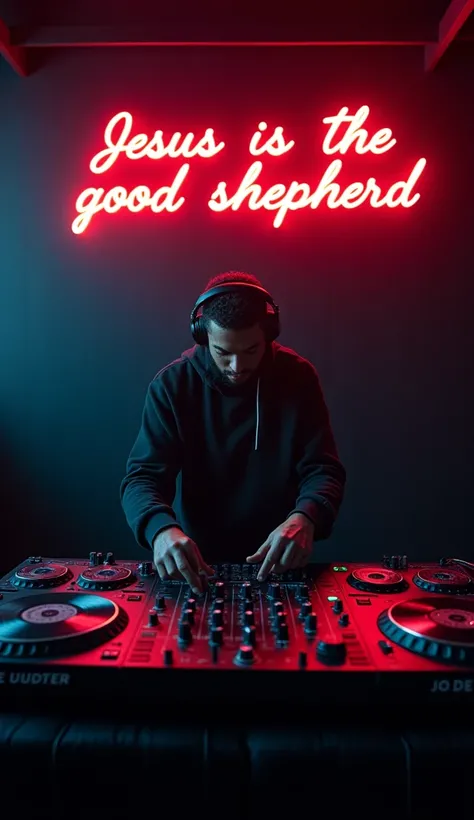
[356,598,372,606]
[234,645,255,666]
[378,640,393,654]
[101,649,120,660]
[127,594,142,601]
[333,566,347,572]
[339,613,349,627]
[163,649,173,666]
[332,599,343,614]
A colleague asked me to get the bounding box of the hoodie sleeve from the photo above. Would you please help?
[120,376,182,550]
[287,362,346,539]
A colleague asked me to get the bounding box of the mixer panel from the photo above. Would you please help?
[1,553,474,707]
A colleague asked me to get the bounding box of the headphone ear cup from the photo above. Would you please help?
[192,316,208,346]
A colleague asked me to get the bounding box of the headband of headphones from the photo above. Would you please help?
[190,282,280,345]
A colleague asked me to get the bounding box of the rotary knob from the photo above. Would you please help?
[300,601,312,619]
[234,645,255,666]
[213,598,225,611]
[272,601,284,618]
[155,595,166,611]
[243,610,255,626]
[339,613,349,627]
[267,583,281,600]
[332,599,343,614]
[138,561,153,576]
[211,609,223,628]
[304,612,317,635]
[213,581,225,597]
[210,627,224,646]
[277,621,289,642]
[317,636,346,665]
[242,625,257,646]
[297,584,310,601]
[104,552,115,564]
[241,582,253,601]
[89,551,98,566]
[96,552,104,564]
[182,607,194,625]
[148,610,159,627]
[186,598,197,612]
[178,621,192,645]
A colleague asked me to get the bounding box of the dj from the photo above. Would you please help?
[120,271,346,596]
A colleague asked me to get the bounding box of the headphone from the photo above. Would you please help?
[190,282,280,346]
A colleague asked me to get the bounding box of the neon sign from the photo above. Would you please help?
[72,106,426,234]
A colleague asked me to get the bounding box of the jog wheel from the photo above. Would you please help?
[347,567,407,594]
[378,596,474,665]
[12,563,73,589]
[77,566,135,590]
[0,593,128,658]
[413,568,472,595]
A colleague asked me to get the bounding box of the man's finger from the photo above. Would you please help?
[175,553,203,595]
[246,542,271,563]
[279,544,298,571]
[258,543,284,581]
[155,562,167,581]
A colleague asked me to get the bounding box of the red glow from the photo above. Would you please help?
[72,106,427,234]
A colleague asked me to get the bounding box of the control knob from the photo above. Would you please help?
[267,583,281,600]
[211,609,223,628]
[304,612,317,635]
[300,601,312,619]
[316,636,346,665]
[243,610,255,626]
[332,599,343,614]
[277,621,289,642]
[148,610,159,627]
[178,621,192,645]
[234,645,255,666]
[155,595,166,611]
[104,552,115,564]
[242,625,256,646]
[210,627,224,646]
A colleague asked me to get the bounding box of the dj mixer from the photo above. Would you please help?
[1,551,474,711]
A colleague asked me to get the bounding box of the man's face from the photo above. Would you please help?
[207,320,267,386]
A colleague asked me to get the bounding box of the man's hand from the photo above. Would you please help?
[152,527,214,595]
[246,513,315,581]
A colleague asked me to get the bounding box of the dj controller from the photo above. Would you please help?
[2,552,474,820]
[1,551,474,711]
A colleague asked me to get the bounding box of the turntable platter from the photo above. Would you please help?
[12,563,72,589]
[0,593,128,658]
[347,567,407,594]
[378,596,474,665]
[413,568,472,594]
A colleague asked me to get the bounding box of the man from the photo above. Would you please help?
[120,271,346,595]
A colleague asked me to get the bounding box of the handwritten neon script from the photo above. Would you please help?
[72,107,427,234]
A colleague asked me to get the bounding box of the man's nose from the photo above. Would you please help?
[229,356,242,372]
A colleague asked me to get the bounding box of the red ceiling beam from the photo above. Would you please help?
[0,17,27,76]
[425,0,474,70]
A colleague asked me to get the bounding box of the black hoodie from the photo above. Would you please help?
[120,341,346,562]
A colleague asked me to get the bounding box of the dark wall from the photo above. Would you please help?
[1,44,473,572]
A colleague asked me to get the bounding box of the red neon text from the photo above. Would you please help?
[322,105,396,155]
[89,111,225,174]
[249,122,295,156]
[72,105,427,233]
[208,158,426,228]
[72,165,189,234]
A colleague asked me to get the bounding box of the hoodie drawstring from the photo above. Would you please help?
[254,377,260,451]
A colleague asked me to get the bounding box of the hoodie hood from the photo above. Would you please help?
[182,341,275,451]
